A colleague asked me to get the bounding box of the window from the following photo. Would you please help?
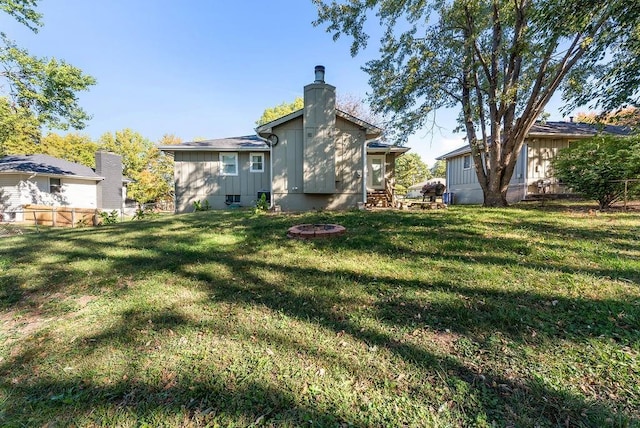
[49,177,62,194]
[463,155,471,170]
[220,153,238,176]
[225,195,240,205]
[250,153,264,172]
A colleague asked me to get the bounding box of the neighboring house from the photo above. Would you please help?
[160,66,409,212]
[437,121,631,204]
[0,152,125,222]
[406,178,446,199]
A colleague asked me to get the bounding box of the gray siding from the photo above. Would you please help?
[95,151,123,211]
[270,115,365,211]
[303,82,336,193]
[173,151,270,212]
[445,146,527,205]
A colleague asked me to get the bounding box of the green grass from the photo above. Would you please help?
[1,204,639,427]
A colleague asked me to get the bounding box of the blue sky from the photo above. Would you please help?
[1,0,572,166]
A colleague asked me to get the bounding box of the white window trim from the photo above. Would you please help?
[250,152,264,173]
[463,155,471,170]
[220,152,239,176]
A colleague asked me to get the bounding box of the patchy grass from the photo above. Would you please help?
[1,205,639,427]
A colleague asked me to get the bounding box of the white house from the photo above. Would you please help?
[0,152,124,222]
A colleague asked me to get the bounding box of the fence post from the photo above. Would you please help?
[52,206,56,227]
[72,208,76,228]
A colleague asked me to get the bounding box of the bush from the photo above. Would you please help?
[552,135,640,209]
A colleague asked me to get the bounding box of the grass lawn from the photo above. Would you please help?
[1,205,639,427]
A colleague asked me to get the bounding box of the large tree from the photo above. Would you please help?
[313,0,640,206]
[0,0,95,155]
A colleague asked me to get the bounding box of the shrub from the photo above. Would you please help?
[552,135,640,209]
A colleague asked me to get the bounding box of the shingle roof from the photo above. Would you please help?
[159,135,269,152]
[436,121,633,160]
[0,154,103,180]
[529,121,630,136]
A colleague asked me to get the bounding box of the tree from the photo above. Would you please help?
[431,160,446,178]
[575,107,640,128]
[0,0,95,154]
[99,129,174,205]
[256,97,303,126]
[395,153,431,193]
[0,97,40,155]
[39,133,99,167]
[313,0,640,206]
[552,135,640,209]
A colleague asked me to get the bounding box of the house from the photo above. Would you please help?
[0,151,125,222]
[160,66,409,212]
[437,121,631,204]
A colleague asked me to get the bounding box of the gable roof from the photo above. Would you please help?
[0,154,103,181]
[436,121,634,160]
[255,108,384,140]
[159,135,270,152]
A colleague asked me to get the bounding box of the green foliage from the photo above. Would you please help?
[313,0,640,206]
[254,193,269,212]
[394,153,430,193]
[552,135,640,209]
[0,35,96,131]
[99,210,119,225]
[430,159,446,178]
[0,97,40,155]
[131,205,156,221]
[99,129,174,205]
[193,199,211,212]
[256,97,303,126]
[0,0,95,155]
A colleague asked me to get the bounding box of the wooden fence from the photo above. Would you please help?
[22,205,99,228]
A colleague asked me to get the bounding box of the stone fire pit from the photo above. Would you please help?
[287,223,346,239]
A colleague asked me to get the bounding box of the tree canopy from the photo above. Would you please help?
[99,129,174,206]
[0,0,96,155]
[394,153,431,193]
[256,97,304,126]
[313,0,640,206]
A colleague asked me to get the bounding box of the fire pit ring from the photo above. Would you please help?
[287,223,346,239]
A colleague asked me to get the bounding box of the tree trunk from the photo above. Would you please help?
[482,175,508,207]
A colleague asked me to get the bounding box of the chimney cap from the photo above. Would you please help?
[314,65,325,83]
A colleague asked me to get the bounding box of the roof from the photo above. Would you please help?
[255,108,384,140]
[436,121,634,160]
[529,121,631,137]
[0,154,103,181]
[159,135,270,152]
[366,140,410,154]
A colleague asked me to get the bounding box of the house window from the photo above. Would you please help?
[250,153,264,172]
[463,155,471,170]
[220,153,238,176]
[49,177,62,194]
[225,195,240,205]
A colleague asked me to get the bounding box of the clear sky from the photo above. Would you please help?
[1,0,572,166]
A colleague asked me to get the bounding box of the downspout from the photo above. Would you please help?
[362,137,368,205]
[253,130,274,209]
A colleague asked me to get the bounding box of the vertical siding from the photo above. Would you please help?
[303,83,336,193]
[173,150,270,212]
